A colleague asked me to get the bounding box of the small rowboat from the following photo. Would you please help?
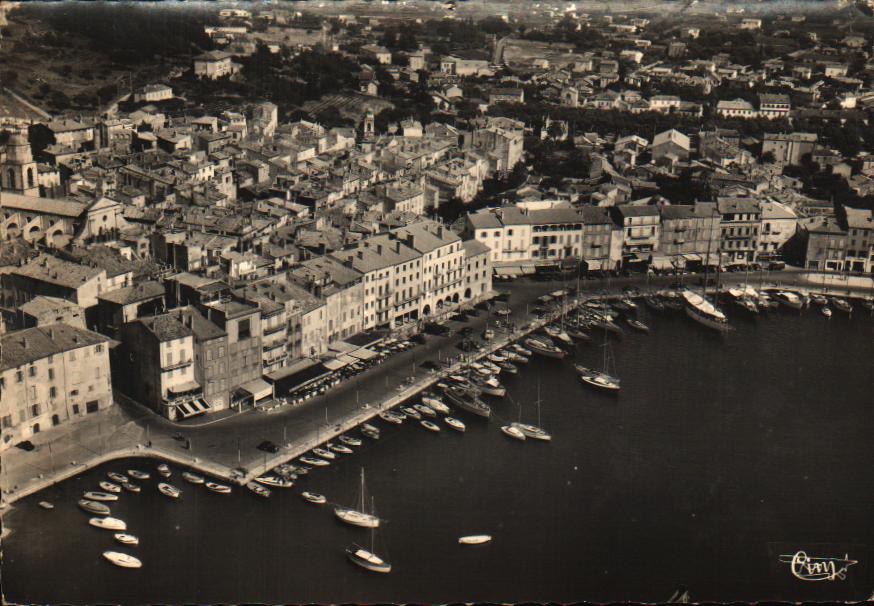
[107,472,128,484]
[312,447,336,460]
[157,464,171,477]
[338,434,361,447]
[302,491,327,504]
[122,482,141,494]
[255,475,293,488]
[89,517,126,531]
[300,456,329,467]
[444,417,466,432]
[420,419,440,432]
[459,534,492,545]
[38,501,54,510]
[626,318,650,333]
[84,491,118,502]
[205,482,232,494]
[822,306,832,318]
[158,483,181,499]
[78,499,110,516]
[99,481,122,494]
[114,533,139,545]
[378,411,403,425]
[328,442,353,455]
[103,551,141,569]
[127,469,150,480]
[181,471,204,484]
[247,482,271,498]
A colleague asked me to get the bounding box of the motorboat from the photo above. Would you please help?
[413,403,437,418]
[84,491,118,502]
[482,361,502,374]
[122,482,141,494]
[157,464,171,478]
[182,471,204,484]
[831,298,853,313]
[107,472,128,484]
[127,469,150,481]
[775,290,804,310]
[401,406,422,420]
[444,417,466,432]
[682,290,731,332]
[302,491,327,504]
[497,361,518,374]
[99,481,122,494]
[103,551,142,569]
[158,483,181,499]
[544,325,573,345]
[312,447,336,460]
[810,293,828,306]
[391,409,408,421]
[114,533,139,546]
[576,366,621,391]
[821,306,832,318]
[89,517,126,531]
[420,419,440,432]
[378,411,403,425]
[300,456,329,467]
[626,318,650,333]
[346,546,391,574]
[501,425,526,441]
[566,326,592,342]
[338,434,362,447]
[644,295,666,312]
[78,499,110,516]
[361,423,381,439]
[205,482,232,494]
[504,350,529,363]
[328,442,354,455]
[487,352,508,363]
[443,385,491,418]
[247,482,271,498]
[733,297,759,314]
[255,475,293,488]
[421,395,450,414]
[38,501,54,510]
[472,375,506,398]
[861,298,874,311]
[459,534,492,545]
[511,422,552,441]
[511,343,532,356]
[524,337,566,359]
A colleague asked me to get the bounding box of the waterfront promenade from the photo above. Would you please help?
[3,269,873,514]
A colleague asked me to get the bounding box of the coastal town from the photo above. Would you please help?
[1,0,874,594]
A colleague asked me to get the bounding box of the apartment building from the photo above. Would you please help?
[717,197,762,264]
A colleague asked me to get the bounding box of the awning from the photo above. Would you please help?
[168,380,200,396]
[322,358,349,371]
[238,378,273,401]
[269,362,332,395]
[650,256,673,270]
[494,267,523,277]
[338,353,359,365]
[328,341,357,354]
[682,253,702,262]
[520,265,538,275]
[349,348,379,361]
[176,401,197,419]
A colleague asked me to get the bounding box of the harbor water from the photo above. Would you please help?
[3,306,874,603]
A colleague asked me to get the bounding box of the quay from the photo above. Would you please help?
[3,269,874,511]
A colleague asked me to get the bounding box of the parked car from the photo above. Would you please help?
[257,440,279,454]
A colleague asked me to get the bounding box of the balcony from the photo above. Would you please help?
[263,324,286,336]
[162,359,193,372]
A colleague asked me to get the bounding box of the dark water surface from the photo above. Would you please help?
[4,308,874,603]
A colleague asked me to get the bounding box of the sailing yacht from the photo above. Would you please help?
[345,497,391,574]
[575,335,621,391]
[335,469,380,528]
[512,380,552,441]
[682,290,731,332]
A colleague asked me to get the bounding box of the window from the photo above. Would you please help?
[48,368,55,381]
[238,318,251,340]
[72,404,80,415]
[95,344,103,353]
[50,386,57,399]
[1,415,11,429]
[28,366,36,377]
[15,370,23,383]
[86,401,99,414]
[31,403,41,417]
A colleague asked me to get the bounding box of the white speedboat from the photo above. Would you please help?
[114,533,139,545]
[501,425,526,441]
[328,442,354,455]
[247,482,271,498]
[378,412,403,425]
[346,546,391,573]
[84,491,118,502]
[127,469,150,480]
[78,499,110,516]
[524,337,566,359]
[255,475,293,488]
[205,482,232,494]
[413,403,437,418]
[122,482,141,494]
[401,406,422,420]
[422,395,450,414]
[312,447,336,460]
[776,290,804,310]
[473,375,506,397]
[511,343,532,356]
[420,419,440,432]
[89,517,126,531]
[361,423,381,439]
[107,472,128,484]
[157,464,171,477]
[821,306,832,318]
[103,551,142,569]
[302,491,327,504]
[99,481,122,494]
[338,434,362,447]
[459,534,492,545]
[832,297,853,313]
[300,456,329,467]
[158,483,181,499]
[511,422,552,441]
[181,471,204,484]
[544,325,573,345]
[444,416,466,432]
[38,501,54,510]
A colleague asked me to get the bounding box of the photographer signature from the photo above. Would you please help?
[778,551,858,582]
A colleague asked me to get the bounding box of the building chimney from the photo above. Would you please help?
[357,250,363,260]
[376,244,383,255]
[406,234,415,248]
[395,241,401,254]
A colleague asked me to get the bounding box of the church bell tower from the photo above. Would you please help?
[1,127,39,197]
